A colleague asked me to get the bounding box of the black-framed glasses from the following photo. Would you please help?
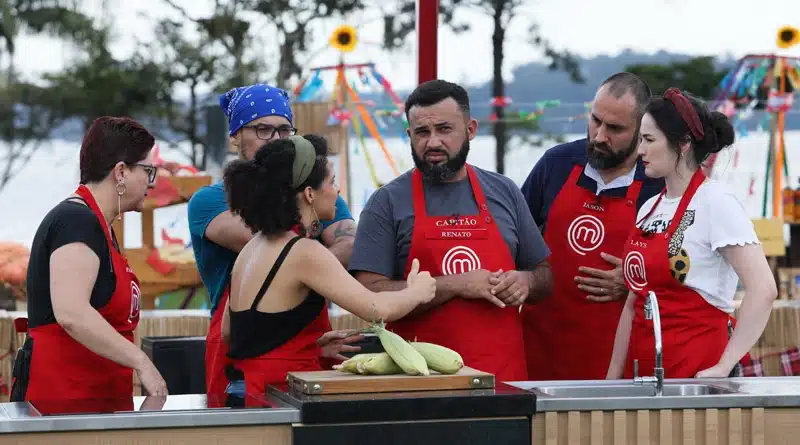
[133,163,158,183]
[242,124,297,140]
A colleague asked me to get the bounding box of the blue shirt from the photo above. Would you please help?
[520,138,665,235]
[188,182,353,315]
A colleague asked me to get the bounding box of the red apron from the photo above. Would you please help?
[387,165,527,381]
[26,185,141,414]
[523,164,643,380]
[205,286,232,407]
[205,225,339,405]
[622,169,745,378]
[233,305,330,400]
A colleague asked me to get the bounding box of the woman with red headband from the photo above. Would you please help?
[606,88,777,380]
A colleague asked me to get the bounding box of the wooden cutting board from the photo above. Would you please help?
[286,367,495,395]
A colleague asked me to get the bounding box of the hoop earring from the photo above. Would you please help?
[307,206,322,238]
[116,180,126,221]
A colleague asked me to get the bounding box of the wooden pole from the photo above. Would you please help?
[335,62,354,207]
[416,0,439,85]
[773,58,787,217]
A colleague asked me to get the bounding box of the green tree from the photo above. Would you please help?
[386,0,583,175]
[0,80,62,191]
[0,0,98,193]
[144,18,220,169]
[0,0,97,60]
[41,26,173,130]
[163,0,264,92]
[380,0,469,49]
[250,0,366,89]
[625,56,727,99]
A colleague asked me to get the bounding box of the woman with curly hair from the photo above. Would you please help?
[220,134,436,395]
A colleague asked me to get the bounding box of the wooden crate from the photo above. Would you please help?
[113,175,212,308]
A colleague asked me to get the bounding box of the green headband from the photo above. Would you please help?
[290,136,317,188]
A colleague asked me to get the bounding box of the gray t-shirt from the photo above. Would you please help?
[350,166,551,279]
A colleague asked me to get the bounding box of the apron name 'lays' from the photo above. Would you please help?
[622,169,748,378]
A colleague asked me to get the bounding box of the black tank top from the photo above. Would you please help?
[227,236,325,360]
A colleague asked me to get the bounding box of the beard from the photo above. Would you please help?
[411,138,470,183]
[586,129,639,170]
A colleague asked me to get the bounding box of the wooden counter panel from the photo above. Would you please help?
[532,408,769,445]
[3,424,292,445]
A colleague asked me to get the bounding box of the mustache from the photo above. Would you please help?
[589,141,612,152]
[424,148,448,156]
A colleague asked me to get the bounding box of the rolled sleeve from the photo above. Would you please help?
[708,189,760,251]
[188,185,229,239]
[349,188,398,277]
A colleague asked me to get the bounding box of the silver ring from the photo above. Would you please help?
[600,288,605,294]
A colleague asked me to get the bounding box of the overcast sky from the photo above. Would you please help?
[10,0,800,91]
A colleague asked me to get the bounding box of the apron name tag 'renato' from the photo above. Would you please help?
[426,229,488,240]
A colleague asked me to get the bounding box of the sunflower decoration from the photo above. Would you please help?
[330,24,358,53]
[777,26,800,49]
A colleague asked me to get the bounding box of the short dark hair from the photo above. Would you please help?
[79,116,155,184]
[646,90,735,166]
[404,79,470,120]
[600,72,652,119]
[223,134,329,236]
[299,133,329,157]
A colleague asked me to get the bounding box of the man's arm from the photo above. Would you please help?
[188,185,253,254]
[320,195,357,267]
[491,181,554,305]
[204,211,254,253]
[355,271,463,316]
[525,260,553,303]
[321,219,356,267]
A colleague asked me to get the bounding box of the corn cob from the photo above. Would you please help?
[361,353,404,375]
[373,324,429,376]
[336,353,381,374]
[411,342,464,374]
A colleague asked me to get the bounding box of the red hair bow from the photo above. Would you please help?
[663,87,704,140]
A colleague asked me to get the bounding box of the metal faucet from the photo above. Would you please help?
[633,291,664,396]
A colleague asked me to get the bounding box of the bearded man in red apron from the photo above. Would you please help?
[189,84,360,405]
[520,73,665,380]
[350,80,554,382]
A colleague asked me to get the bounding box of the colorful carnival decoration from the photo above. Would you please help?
[707,27,800,218]
[293,24,406,190]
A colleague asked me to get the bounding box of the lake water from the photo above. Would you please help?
[2,130,799,248]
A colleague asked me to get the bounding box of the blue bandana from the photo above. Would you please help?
[219,83,293,136]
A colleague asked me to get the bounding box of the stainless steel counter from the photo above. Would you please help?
[0,394,300,434]
[509,376,800,412]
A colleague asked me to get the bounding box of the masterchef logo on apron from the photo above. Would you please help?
[129,281,141,323]
[623,250,648,291]
[567,214,605,256]
[441,245,482,275]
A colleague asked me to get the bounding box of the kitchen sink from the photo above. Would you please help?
[532,383,737,398]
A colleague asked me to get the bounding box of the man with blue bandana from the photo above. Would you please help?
[188,84,358,404]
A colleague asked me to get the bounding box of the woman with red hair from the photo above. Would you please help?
[12,116,167,412]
